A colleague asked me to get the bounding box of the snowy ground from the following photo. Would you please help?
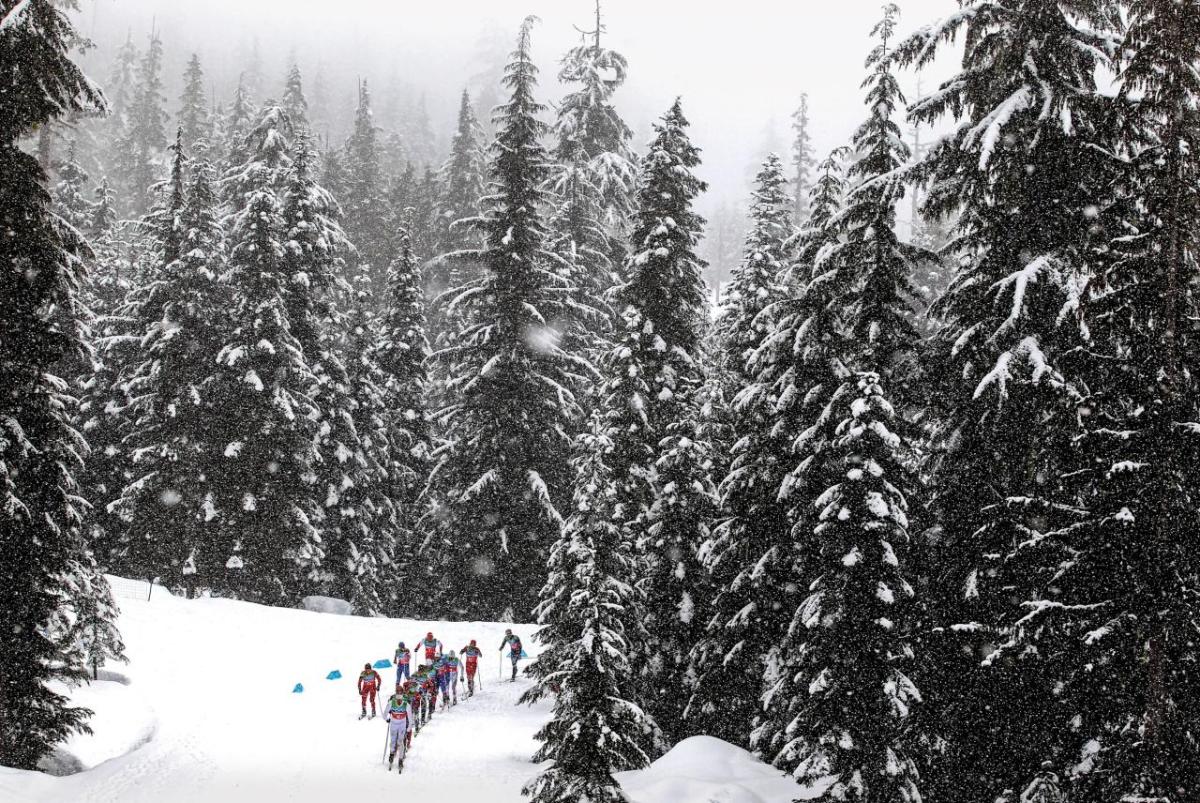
[1,577,806,803]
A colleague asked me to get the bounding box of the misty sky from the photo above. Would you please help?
[74,0,960,217]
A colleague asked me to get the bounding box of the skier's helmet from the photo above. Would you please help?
[470,639,477,646]
[426,631,433,639]
[450,650,457,658]
[505,628,512,635]
[398,641,405,648]
[364,663,371,671]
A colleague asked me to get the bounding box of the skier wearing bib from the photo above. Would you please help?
[404,680,424,736]
[446,651,462,705]
[421,667,438,724]
[394,641,412,683]
[358,663,381,719]
[460,640,483,695]
[415,632,442,663]
[499,629,524,681]
[384,684,412,771]
[433,654,453,709]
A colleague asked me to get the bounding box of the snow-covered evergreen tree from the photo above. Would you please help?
[371,230,432,613]
[790,93,815,225]
[764,372,922,801]
[221,76,255,169]
[178,53,209,150]
[114,136,230,591]
[282,62,310,134]
[428,16,589,621]
[438,89,486,259]
[827,4,925,388]
[0,0,124,768]
[687,153,793,747]
[278,134,386,613]
[117,30,168,216]
[552,1,637,295]
[53,139,94,232]
[208,105,322,603]
[521,415,653,803]
[892,1,1120,796]
[590,99,712,749]
[996,1,1200,798]
[343,80,391,282]
[748,148,856,763]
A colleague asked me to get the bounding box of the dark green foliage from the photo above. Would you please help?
[429,17,589,621]
[0,0,122,769]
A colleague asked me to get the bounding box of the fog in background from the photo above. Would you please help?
[72,0,960,282]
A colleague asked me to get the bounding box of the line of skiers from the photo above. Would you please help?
[355,629,525,771]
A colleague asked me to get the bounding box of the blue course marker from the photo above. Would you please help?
[293,683,304,693]
[326,670,342,680]
[373,659,392,669]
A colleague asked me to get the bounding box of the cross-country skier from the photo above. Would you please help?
[433,654,453,710]
[384,683,412,771]
[499,629,524,682]
[420,666,438,726]
[446,651,462,705]
[404,680,423,737]
[460,640,482,696]
[358,663,382,719]
[394,641,412,683]
[415,631,442,663]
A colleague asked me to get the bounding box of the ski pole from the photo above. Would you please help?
[382,719,389,765]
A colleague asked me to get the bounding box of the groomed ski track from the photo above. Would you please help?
[0,584,550,802]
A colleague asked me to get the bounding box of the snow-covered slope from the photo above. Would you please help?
[0,578,805,803]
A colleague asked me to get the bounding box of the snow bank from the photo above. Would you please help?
[616,735,817,803]
[300,595,354,615]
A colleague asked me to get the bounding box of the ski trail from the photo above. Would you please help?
[15,589,550,803]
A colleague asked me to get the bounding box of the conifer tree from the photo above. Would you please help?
[208,106,322,602]
[178,53,209,149]
[892,1,1120,796]
[371,231,432,611]
[591,98,711,749]
[687,154,793,746]
[429,16,590,621]
[222,76,255,168]
[105,31,140,130]
[118,30,168,216]
[790,93,815,225]
[343,80,391,280]
[521,416,654,803]
[553,1,637,292]
[824,4,926,388]
[0,0,124,768]
[279,135,383,611]
[996,1,1200,798]
[764,372,923,801]
[747,148,855,759]
[336,284,394,615]
[282,62,310,134]
[115,136,230,591]
[438,89,486,258]
[53,139,94,232]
